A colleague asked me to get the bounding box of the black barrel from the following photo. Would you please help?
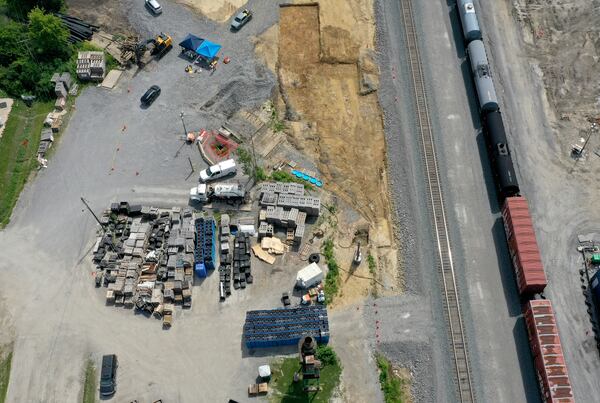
[482,110,520,199]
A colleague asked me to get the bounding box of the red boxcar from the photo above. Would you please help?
[524,300,574,403]
[502,196,548,296]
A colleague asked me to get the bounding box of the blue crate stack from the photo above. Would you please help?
[194,217,216,278]
[244,306,329,349]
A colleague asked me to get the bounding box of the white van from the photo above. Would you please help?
[199,159,237,182]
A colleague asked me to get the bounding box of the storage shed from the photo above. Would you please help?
[296,263,323,289]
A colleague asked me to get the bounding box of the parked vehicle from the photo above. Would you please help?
[189,182,246,204]
[501,196,547,296]
[457,0,481,43]
[483,110,520,199]
[199,159,237,182]
[231,9,252,30]
[524,300,573,402]
[140,85,161,106]
[99,354,118,397]
[145,0,162,14]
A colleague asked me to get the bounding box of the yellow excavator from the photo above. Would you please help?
[135,32,173,67]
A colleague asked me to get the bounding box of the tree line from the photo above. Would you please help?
[0,0,73,99]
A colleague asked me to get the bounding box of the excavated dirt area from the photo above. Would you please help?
[276,3,398,307]
[174,0,247,22]
[514,0,600,166]
[66,0,132,33]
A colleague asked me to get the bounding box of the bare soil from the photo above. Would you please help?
[174,0,247,22]
[277,3,398,307]
[66,0,132,34]
[514,0,600,170]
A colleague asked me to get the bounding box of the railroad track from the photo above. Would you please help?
[398,0,475,401]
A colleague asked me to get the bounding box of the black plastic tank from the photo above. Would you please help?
[483,110,520,199]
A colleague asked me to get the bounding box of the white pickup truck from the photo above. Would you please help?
[199,159,237,182]
[190,182,246,204]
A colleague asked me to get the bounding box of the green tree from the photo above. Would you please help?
[27,7,71,61]
[0,21,27,66]
[6,0,64,20]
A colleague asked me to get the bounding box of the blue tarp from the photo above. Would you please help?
[178,33,204,52]
[179,33,222,60]
[196,40,222,59]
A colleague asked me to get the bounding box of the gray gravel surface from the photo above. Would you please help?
[375,0,544,402]
[478,0,600,401]
[0,1,290,402]
[374,0,454,401]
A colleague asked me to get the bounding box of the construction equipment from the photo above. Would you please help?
[119,33,173,67]
[189,182,247,204]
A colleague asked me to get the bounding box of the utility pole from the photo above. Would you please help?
[80,197,105,228]
[581,122,598,155]
[180,111,188,137]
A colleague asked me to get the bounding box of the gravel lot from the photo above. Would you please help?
[0,1,387,402]
[0,1,283,402]
[478,0,600,400]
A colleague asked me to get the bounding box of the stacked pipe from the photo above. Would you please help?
[55,13,99,43]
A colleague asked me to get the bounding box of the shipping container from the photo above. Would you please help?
[501,197,548,296]
[524,300,574,403]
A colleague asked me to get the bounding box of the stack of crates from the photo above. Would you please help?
[194,217,216,278]
[244,306,330,349]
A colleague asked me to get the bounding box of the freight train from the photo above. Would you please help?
[456,1,574,401]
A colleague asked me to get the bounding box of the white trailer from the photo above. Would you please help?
[295,262,324,289]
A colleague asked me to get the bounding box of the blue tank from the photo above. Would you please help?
[458,0,482,43]
[467,39,499,111]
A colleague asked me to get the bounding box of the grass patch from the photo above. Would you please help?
[0,99,54,228]
[368,254,376,275]
[82,359,96,403]
[270,345,342,403]
[322,239,340,303]
[0,348,12,403]
[376,354,409,403]
[267,100,285,133]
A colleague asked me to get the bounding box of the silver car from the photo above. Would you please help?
[231,9,252,30]
[145,0,162,14]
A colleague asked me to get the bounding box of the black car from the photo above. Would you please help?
[140,85,161,106]
[99,354,118,397]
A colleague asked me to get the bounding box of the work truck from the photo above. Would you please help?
[190,182,246,204]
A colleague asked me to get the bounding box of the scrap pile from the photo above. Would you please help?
[56,13,99,43]
[93,203,196,328]
[244,306,329,349]
[258,182,319,246]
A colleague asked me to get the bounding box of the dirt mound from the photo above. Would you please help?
[175,0,247,22]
